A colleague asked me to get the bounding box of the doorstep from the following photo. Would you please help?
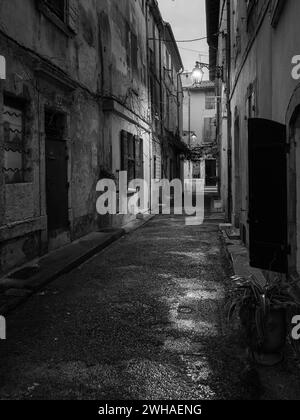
[0,214,155,316]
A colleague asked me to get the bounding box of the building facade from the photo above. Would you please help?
[0,0,183,275]
[207,0,300,292]
[182,75,217,189]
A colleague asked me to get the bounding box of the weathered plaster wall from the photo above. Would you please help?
[0,0,106,273]
[229,0,300,249]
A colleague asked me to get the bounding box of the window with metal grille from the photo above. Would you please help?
[2,96,26,184]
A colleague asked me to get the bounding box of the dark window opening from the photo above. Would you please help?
[45,0,65,21]
[205,159,217,186]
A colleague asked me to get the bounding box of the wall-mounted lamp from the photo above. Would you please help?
[191,62,204,86]
[191,61,223,84]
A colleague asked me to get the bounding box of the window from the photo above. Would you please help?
[205,160,217,187]
[166,92,170,129]
[38,0,79,35]
[2,96,26,184]
[166,50,171,71]
[205,91,216,110]
[131,32,138,73]
[153,156,157,179]
[203,117,216,143]
[121,131,144,183]
[140,0,146,15]
[271,0,286,28]
[246,0,257,33]
[149,48,155,73]
[246,0,256,14]
[44,0,65,21]
[246,83,256,118]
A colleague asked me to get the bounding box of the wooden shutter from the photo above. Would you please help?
[121,130,128,171]
[211,117,216,141]
[248,118,288,273]
[131,32,138,73]
[135,137,144,179]
[68,0,79,33]
[203,118,211,142]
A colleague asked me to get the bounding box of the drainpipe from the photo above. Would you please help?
[188,87,191,147]
[177,67,184,134]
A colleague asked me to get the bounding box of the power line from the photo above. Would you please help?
[179,46,209,55]
[175,35,212,43]
[148,33,220,43]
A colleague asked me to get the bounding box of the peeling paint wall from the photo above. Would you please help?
[0,0,105,274]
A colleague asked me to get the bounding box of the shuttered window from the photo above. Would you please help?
[131,32,138,74]
[203,117,216,143]
[205,91,215,110]
[121,131,144,183]
[44,0,65,20]
[38,0,79,34]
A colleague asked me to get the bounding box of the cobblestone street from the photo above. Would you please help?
[0,214,260,400]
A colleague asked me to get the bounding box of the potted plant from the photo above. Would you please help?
[228,275,299,366]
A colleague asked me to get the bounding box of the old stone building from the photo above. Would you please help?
[0,0,183,275]
[207,0,300,291]
[147,4,184,185]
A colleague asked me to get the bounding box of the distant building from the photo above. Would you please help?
[181,75,217,190]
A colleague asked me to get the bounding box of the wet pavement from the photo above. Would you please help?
[0,214,258,400]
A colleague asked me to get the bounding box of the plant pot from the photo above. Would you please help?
[240,306,287,366]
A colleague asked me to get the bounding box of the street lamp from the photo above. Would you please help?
[191,61,223,83]
[191,133,198,143]
[191,61,204,86]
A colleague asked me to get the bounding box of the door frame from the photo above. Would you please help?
[42,105,72,250]
[286,83,300,280]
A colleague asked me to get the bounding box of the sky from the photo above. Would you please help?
[157,0,209,78]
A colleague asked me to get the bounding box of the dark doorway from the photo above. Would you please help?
[234,116,241,227]
[248,118,287,273]
[45,110,69,233]
[205,159,217,186]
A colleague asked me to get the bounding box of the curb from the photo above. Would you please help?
[0,215,155,316]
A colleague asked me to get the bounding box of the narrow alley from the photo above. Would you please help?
[0,214,257,400]
[2,0,300,408]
